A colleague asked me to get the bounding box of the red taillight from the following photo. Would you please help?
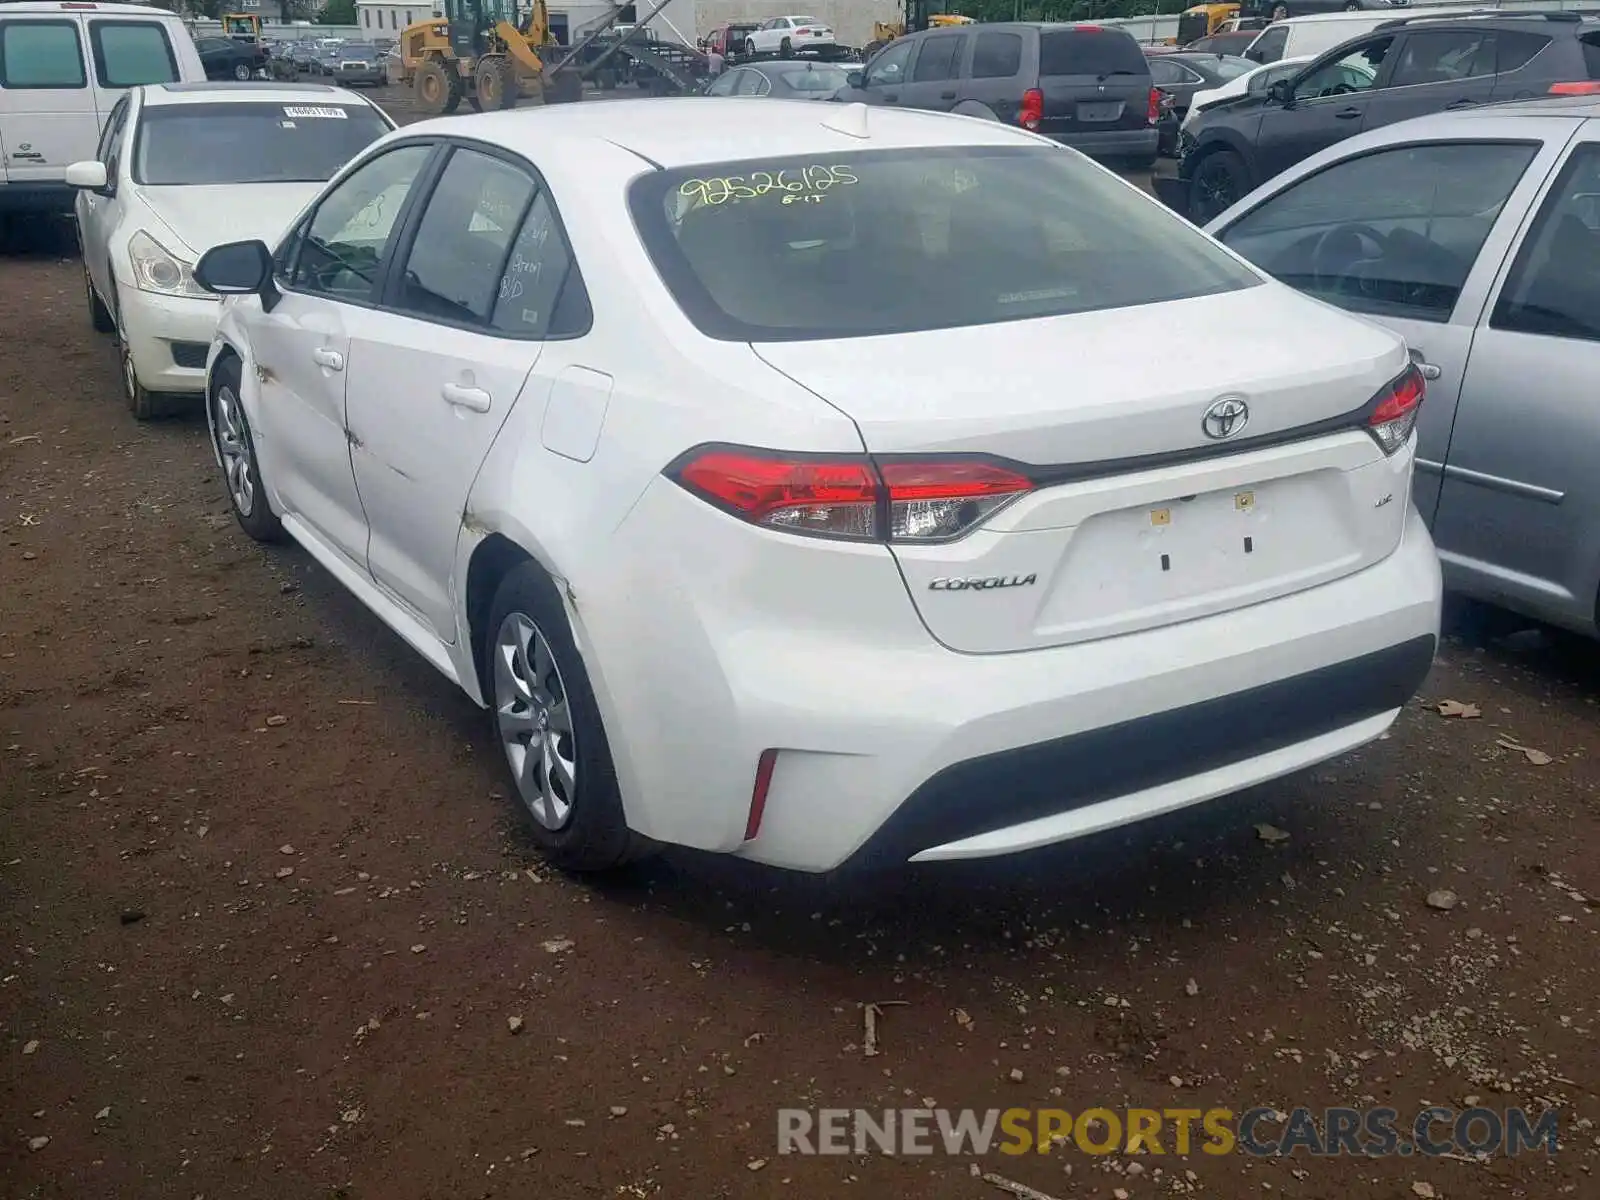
[1549,81,1600,95]
[744,749,778,841]
[1148,87,1163,124]
[1367,364,1425,455]
[1074,24,1103,31]
[668,447,1034,543]
[795,26,810,34]
[1019,87,1044,131]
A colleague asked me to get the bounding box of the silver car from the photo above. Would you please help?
[1205,97,1600,639]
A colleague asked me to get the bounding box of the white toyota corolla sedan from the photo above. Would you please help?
[192,98,1442,875]
[67,82,393,419]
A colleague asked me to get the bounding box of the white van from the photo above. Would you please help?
[1243,6,1488,65]
[0,2,204,216]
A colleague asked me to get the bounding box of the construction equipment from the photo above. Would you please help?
[221,12,262,42]
[397,0,699,116]
[396,0,559,115]
[1175,3,1239,46]
[864,4,973,59]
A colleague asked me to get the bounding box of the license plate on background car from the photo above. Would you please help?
[1077,101,1123,122]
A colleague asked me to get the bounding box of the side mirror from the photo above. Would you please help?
[846,70,864,88]
[1268,78,1295,106]
[194,239,276,307]
[65,160,109,193]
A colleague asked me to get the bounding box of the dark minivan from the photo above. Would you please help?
[834,22,1161,165]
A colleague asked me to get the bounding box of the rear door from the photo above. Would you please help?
[1431,133,1600,627]
[1035,27,1152,143]
[1254,34,1396,183]
[1210,133,1567,526]
[899,31,968,114]
[961,28,1027,123]
[0,16,96,188]
[1359,27,1501,132]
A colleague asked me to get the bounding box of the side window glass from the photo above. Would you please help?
[0,21,87,89]
[707,71,738,95]
[291,143,432,302]
[734,69,766,96]
[1495,31,1549,74]
[865,38,913,87]
[492,189,585,338]
[911,35,962,83]
[1218,141,1539,323]
[971,32,1022,80]
[1492,144,1600,343]
[1389,30,1494,88]
[1297,37,1390,99]
[96,98,127,162]
[1148,59,1182,85]
[396,148,536,327]
[1251,26,1287,63]
[90,21,178,88]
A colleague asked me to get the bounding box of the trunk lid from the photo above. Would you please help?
[753,285,1415,654]
[1036,27,1154,137]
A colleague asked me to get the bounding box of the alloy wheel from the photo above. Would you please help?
[494,612,578,831]
[213,384,255,517]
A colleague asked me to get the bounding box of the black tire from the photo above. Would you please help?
[209,356,284,543]
[1271,3,1289,18]
[1188,148,1250,225]
[780,36,793,58]
[110,289,163,421]
[744,38,757,56]
[415,57,463,114]
[1343,1,1361,8]
[485,562,650,873]
[476,55,520,110]
[232,61,251,81]
[83,260,114,334]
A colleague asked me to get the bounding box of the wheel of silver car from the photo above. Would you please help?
[233,61,251,81]
[494,611,578,831]
[209,357,283,542]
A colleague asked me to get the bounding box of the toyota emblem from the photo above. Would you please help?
[1202,396,1250,440]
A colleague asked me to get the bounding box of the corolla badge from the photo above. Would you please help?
[1202,395,1250,441]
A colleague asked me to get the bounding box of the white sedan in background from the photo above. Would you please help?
[743,15,835,56]
[68,82,393,419]
[191,99,1440,875]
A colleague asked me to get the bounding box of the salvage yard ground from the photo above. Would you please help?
[2,87,1599,1200]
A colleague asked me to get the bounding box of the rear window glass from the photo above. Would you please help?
[1039,28,1148,76]
[774,64,849,91]
[1211,56,1256,80]
[1582,32,1600,78]
[91,21,178,88]
[0,20,86,89]
[628,146,1260,342]
[134,102,391,185]
[971,31,1022,78]
[1495,30,1549,74]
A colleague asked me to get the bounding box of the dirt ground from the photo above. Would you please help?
[4,93,1600,1199]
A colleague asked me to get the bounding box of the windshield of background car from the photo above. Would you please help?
[628,146,1261,342]
[1040,29,1149,75]
[775,64,849,91]
[134,103,391,186]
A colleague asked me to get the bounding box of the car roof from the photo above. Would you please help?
[401,97,1044,170]
[0,1,181,13]
[144,82,366,106]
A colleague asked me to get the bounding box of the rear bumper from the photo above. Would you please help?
[0,182,76,215]
[335,69,384,84]
[580,477,1443,873]
[1048,127,1159,160]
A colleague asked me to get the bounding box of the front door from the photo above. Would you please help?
[0,18,97,188]
[253,141,436,568]
[1254,34,1395,183]
[1432,137,1600,628]
[899,32,967,114]
[840,37,916,107]
[346,145,566,638]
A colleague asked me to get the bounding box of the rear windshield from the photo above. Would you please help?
[775,63,849,91]
[628,146,1260,342]
[1210,56,1256,80]
[134,102,390,186]
[1039,28,1149,76]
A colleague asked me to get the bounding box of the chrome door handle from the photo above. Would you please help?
[311,347,344,371]
[441,382,491,412]
[1409,348,1442,381]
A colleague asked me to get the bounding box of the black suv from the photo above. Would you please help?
[834,23,1160,165]
[1164,11,1600,221]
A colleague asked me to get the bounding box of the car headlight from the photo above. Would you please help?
[128,230,213,299]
